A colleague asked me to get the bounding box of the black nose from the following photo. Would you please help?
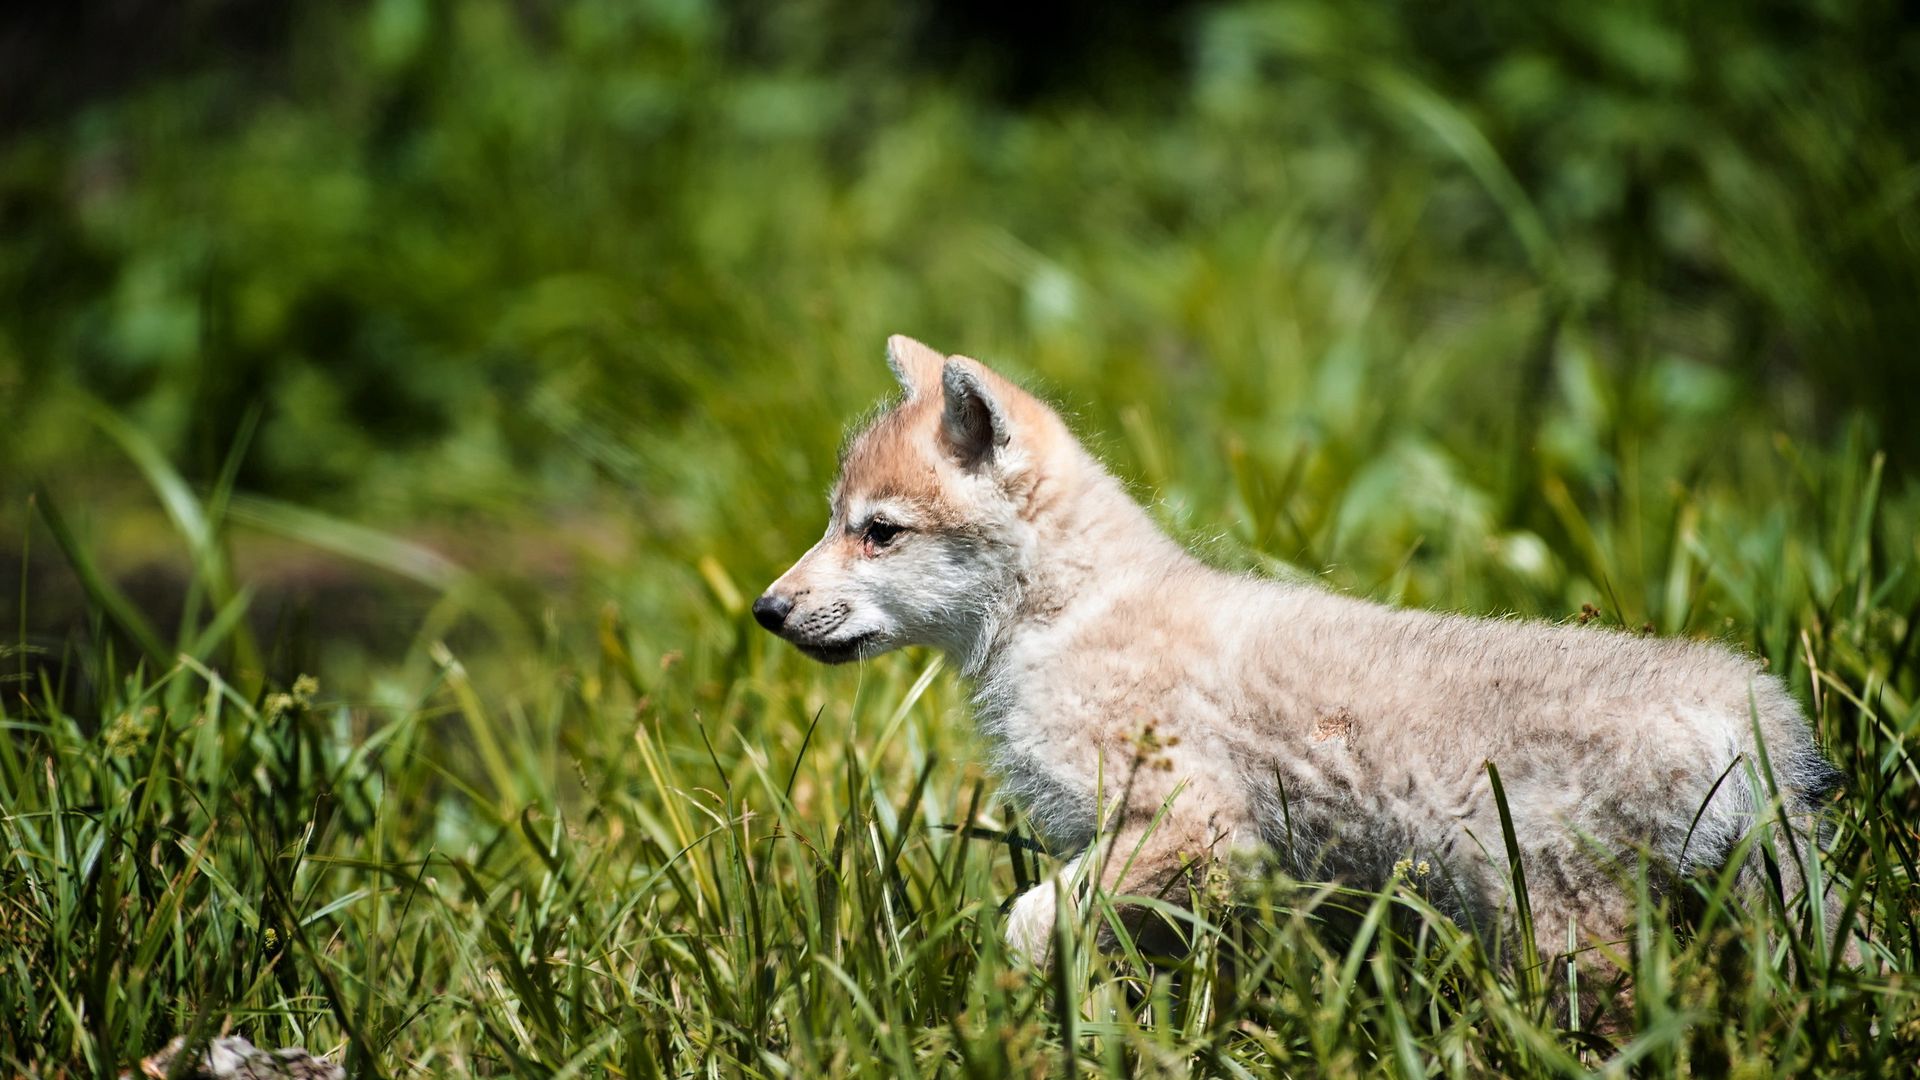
[752,592,794,632]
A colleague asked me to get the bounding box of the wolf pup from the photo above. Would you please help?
[753,335,1846,970]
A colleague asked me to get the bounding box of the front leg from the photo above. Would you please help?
[1005,809,1239,963]
[1004,854,1081,963]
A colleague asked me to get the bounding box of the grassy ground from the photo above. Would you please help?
[7,352,1920,1077]
[5,2,1920,1076]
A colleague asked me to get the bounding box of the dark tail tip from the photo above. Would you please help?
[1791,750,1846,807]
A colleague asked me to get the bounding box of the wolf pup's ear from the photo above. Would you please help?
[886,335,945,400]
[940,358,1011,468]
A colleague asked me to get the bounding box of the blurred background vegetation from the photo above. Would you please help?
[5,0,1916,697]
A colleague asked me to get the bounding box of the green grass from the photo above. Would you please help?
[5,359,1920,1076]
[4,1,1920,1075]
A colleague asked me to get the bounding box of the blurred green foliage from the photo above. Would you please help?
[4,0,1915,510]
[2,0,1916,794]
[1,0,1915,756]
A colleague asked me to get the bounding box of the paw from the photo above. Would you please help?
[1004,885,1057,964]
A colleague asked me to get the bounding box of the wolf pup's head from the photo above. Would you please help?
[753,336,1069,670]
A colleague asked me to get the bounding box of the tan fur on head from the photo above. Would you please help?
[882,336,1063,468]
[885,335,945,400]
[756,335,1851,982]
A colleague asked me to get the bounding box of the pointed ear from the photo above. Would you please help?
[885,335,945,399]
[940,358,1011,468]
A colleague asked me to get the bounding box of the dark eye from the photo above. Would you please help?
[862,518,906,553]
